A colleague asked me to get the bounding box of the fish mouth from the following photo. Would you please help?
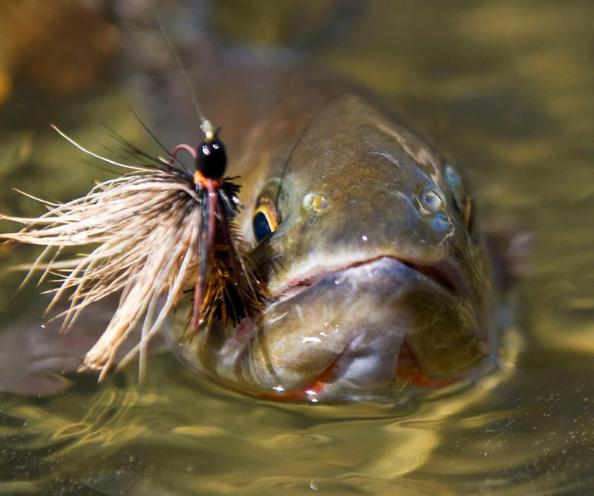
[250,255,481,401]
[271,254,467,304]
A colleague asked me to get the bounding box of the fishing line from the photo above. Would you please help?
[152,0,214,139]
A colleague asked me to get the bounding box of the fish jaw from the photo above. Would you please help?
[203,256,489,402]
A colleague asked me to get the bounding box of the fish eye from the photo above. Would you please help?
[444,165,473,228]
[252,198,279,242]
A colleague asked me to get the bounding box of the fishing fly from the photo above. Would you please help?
[0,32,266,382]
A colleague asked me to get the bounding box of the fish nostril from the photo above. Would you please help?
[419,189,443,214]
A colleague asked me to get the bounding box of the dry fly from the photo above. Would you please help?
[1,119,266,381]
[0,25,267,381]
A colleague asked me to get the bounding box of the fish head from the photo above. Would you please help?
[214,93,494,401]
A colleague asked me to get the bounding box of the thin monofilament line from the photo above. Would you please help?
[152,4,214,139]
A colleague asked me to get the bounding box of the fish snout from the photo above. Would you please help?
[219,257,487,402]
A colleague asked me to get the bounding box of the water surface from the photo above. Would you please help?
[1,1,593,494]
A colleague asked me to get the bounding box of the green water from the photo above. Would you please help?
[1,1,594,494]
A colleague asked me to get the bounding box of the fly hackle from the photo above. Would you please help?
[0,9,268,385]
[169,127,266,335]
[0,123,267,383]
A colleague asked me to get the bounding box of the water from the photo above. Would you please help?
[1,1,594,494]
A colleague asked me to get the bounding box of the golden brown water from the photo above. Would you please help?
[1,1,594,494]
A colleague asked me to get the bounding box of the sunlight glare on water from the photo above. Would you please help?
[1,1,594,494]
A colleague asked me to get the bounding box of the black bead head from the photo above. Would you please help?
[195,136,227,179]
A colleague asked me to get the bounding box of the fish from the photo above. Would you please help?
[166,66,501,403]
[0,47,505,403]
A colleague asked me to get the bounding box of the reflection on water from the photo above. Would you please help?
[1,0,594,494]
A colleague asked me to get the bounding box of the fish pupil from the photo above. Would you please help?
[253,211,273,242]
[196,138,227,179]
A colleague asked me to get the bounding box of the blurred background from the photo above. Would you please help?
[1,1,594,494]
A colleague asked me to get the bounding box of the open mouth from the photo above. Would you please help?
[271,255,464,304]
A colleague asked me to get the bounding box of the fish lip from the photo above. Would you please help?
[270,255,467,304]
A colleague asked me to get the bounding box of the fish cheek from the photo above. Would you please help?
[274,206,323,262]
[402,288,487,378]
[247,304,349,389]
